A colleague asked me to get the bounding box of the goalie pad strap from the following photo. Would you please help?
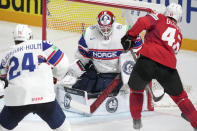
[76,60,86,71]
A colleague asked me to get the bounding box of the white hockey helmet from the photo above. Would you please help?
[13,24,33,42]
[164,3,183,23]
[97,10,115,38]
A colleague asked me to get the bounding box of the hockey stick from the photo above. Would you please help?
[146,84,164,102]
[130,49,165,102]
[90,74,121,113]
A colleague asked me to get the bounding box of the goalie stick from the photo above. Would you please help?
[90,74,121,113]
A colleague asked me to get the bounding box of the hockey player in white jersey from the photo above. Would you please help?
[0,24,71,131]
[61,10,143,94]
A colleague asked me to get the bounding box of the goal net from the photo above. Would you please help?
[43,0,196,112]
[44,0,165,34]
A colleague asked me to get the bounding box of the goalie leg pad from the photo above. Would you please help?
[170,90,197,127]
[130,89,144,120]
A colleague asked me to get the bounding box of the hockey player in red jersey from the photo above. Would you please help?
[121,3,197,130]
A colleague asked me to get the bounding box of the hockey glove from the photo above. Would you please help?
[121,35,134,51]
[58,72,77,87]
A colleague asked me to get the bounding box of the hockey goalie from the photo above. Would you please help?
[56,10,153,115]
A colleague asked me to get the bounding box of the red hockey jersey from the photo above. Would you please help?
[127,13,182,69]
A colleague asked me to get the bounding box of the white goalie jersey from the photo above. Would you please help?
[0,40,69,106]
[75,22,143,74]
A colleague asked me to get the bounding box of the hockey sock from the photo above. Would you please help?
[170,90,197,128]
[129,89,144,120]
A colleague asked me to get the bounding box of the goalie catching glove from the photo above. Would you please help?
[58,72,78,87]
[121,35,134,51]
[58,59,86,87]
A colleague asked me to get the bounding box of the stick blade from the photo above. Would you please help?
[153,92,165,102]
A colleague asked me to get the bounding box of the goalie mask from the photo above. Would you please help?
[97,10,115,39]
[164,3,182,23]
[13,24,33,43]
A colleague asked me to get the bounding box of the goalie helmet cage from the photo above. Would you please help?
[42,0,186,111]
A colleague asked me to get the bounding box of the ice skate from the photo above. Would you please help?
[133,118,142,130]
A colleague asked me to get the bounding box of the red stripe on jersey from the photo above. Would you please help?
[54,53,64,66]
[47,51,56,62]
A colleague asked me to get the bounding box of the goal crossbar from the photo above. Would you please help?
[68,0,166,13]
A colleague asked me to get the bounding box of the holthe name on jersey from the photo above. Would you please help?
[2,43,42,66]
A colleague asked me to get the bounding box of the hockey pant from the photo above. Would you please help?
[0,100,68,130]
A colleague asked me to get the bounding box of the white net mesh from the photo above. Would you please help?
[47,0,125,34]
[151,79,195,108]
